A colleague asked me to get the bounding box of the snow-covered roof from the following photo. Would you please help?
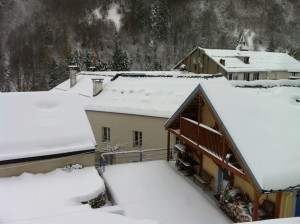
[53,71,225,118]
[202,47,300,73]
[0,92,96,162]
[102,160,231,224]
[198,79,300,191]
[0,166,158,224]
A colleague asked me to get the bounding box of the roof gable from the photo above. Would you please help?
[166,79,300,192]
[203,48,300,73]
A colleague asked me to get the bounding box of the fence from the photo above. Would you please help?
[97,148,176,172]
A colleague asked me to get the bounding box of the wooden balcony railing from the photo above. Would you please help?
[181,117,224,158]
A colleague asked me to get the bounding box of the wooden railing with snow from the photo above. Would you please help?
[180,117,224,158]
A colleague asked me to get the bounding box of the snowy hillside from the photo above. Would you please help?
[0,0,299,91]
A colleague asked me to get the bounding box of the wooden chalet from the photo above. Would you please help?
[165,80,300,221]
[173,46,300,80]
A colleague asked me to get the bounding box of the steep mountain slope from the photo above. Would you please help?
[0,0,299,91]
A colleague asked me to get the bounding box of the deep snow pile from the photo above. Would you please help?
[0,166,104,223]
[0,165,159,224]
[239,217,300,224]
[102,160,231,224]
[0,91,96,162]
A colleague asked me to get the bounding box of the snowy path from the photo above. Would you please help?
[102,160,231,224]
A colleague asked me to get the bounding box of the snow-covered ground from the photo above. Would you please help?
[0,166,158,224]
[102,160,232,224]
[240,217,300,224]
[107,3,122,31]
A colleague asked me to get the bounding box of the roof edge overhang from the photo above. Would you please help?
[0,149,95,165]
[164,84,202,129]
[172,46,203,70]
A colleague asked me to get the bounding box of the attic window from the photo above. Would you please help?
[193,58,197,64]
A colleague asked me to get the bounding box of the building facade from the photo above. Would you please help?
[53,71,222,163]
[165,79,300,221]
[173,47,300,80]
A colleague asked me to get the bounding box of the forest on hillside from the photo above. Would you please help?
[0,0,299,91]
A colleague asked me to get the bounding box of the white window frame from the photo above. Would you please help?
[133,131,142,147]
[102,127,110,142]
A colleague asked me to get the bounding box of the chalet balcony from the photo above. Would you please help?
[168,117,244,177]
[180,117,224,159]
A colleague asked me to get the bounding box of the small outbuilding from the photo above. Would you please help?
[0,91,97,177]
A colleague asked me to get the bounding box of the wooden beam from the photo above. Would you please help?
[192,148,203,173]
[167,130,170,162]
[274,192,282,218]
[252,192,260,221]
[181,134,247,180]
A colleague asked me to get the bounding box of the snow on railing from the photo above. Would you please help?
[97,148,172,173]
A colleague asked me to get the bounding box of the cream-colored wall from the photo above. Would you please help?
[202,155,218,189]
[234,175,255,200]
[202,104,215,128]
[275,71,289,80]
[87,111,172,152]
[280,191,294,218]
[234,176,294,218]
[0,153,95,177]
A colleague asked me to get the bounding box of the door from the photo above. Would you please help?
[296,191,300,217]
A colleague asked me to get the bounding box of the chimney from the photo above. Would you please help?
[244,56,250,64]
[69,65,78,87]
[220,59,225,66]
[92,78,104,96]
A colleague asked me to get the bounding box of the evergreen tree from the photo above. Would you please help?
[83,50,92,70]
[146,58,163,71]
[44,25,54,46]
[111,43,130,71]
[95,54,109,71]
[48,58,58,89]
[150,0,168,42]
[58,64,69,84]
[266,35,276,52]
[69,49,82,69]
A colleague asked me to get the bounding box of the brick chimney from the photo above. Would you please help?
[69,66,78,88]
[92,78,104,96]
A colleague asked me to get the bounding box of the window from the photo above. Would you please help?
[228,73,233,80]
[198,57,203,67]
[133,131,142,147]
[192,57,197,64]
[175,137,180,145]
[253,73,259,80]
[102,127,110,142]
[244,73,250,81]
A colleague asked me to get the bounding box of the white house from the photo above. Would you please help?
[53,71,225,163]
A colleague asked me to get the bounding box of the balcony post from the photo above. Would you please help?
[274,192,282,218]
[252,191,260,221]
[167,130,171,161]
